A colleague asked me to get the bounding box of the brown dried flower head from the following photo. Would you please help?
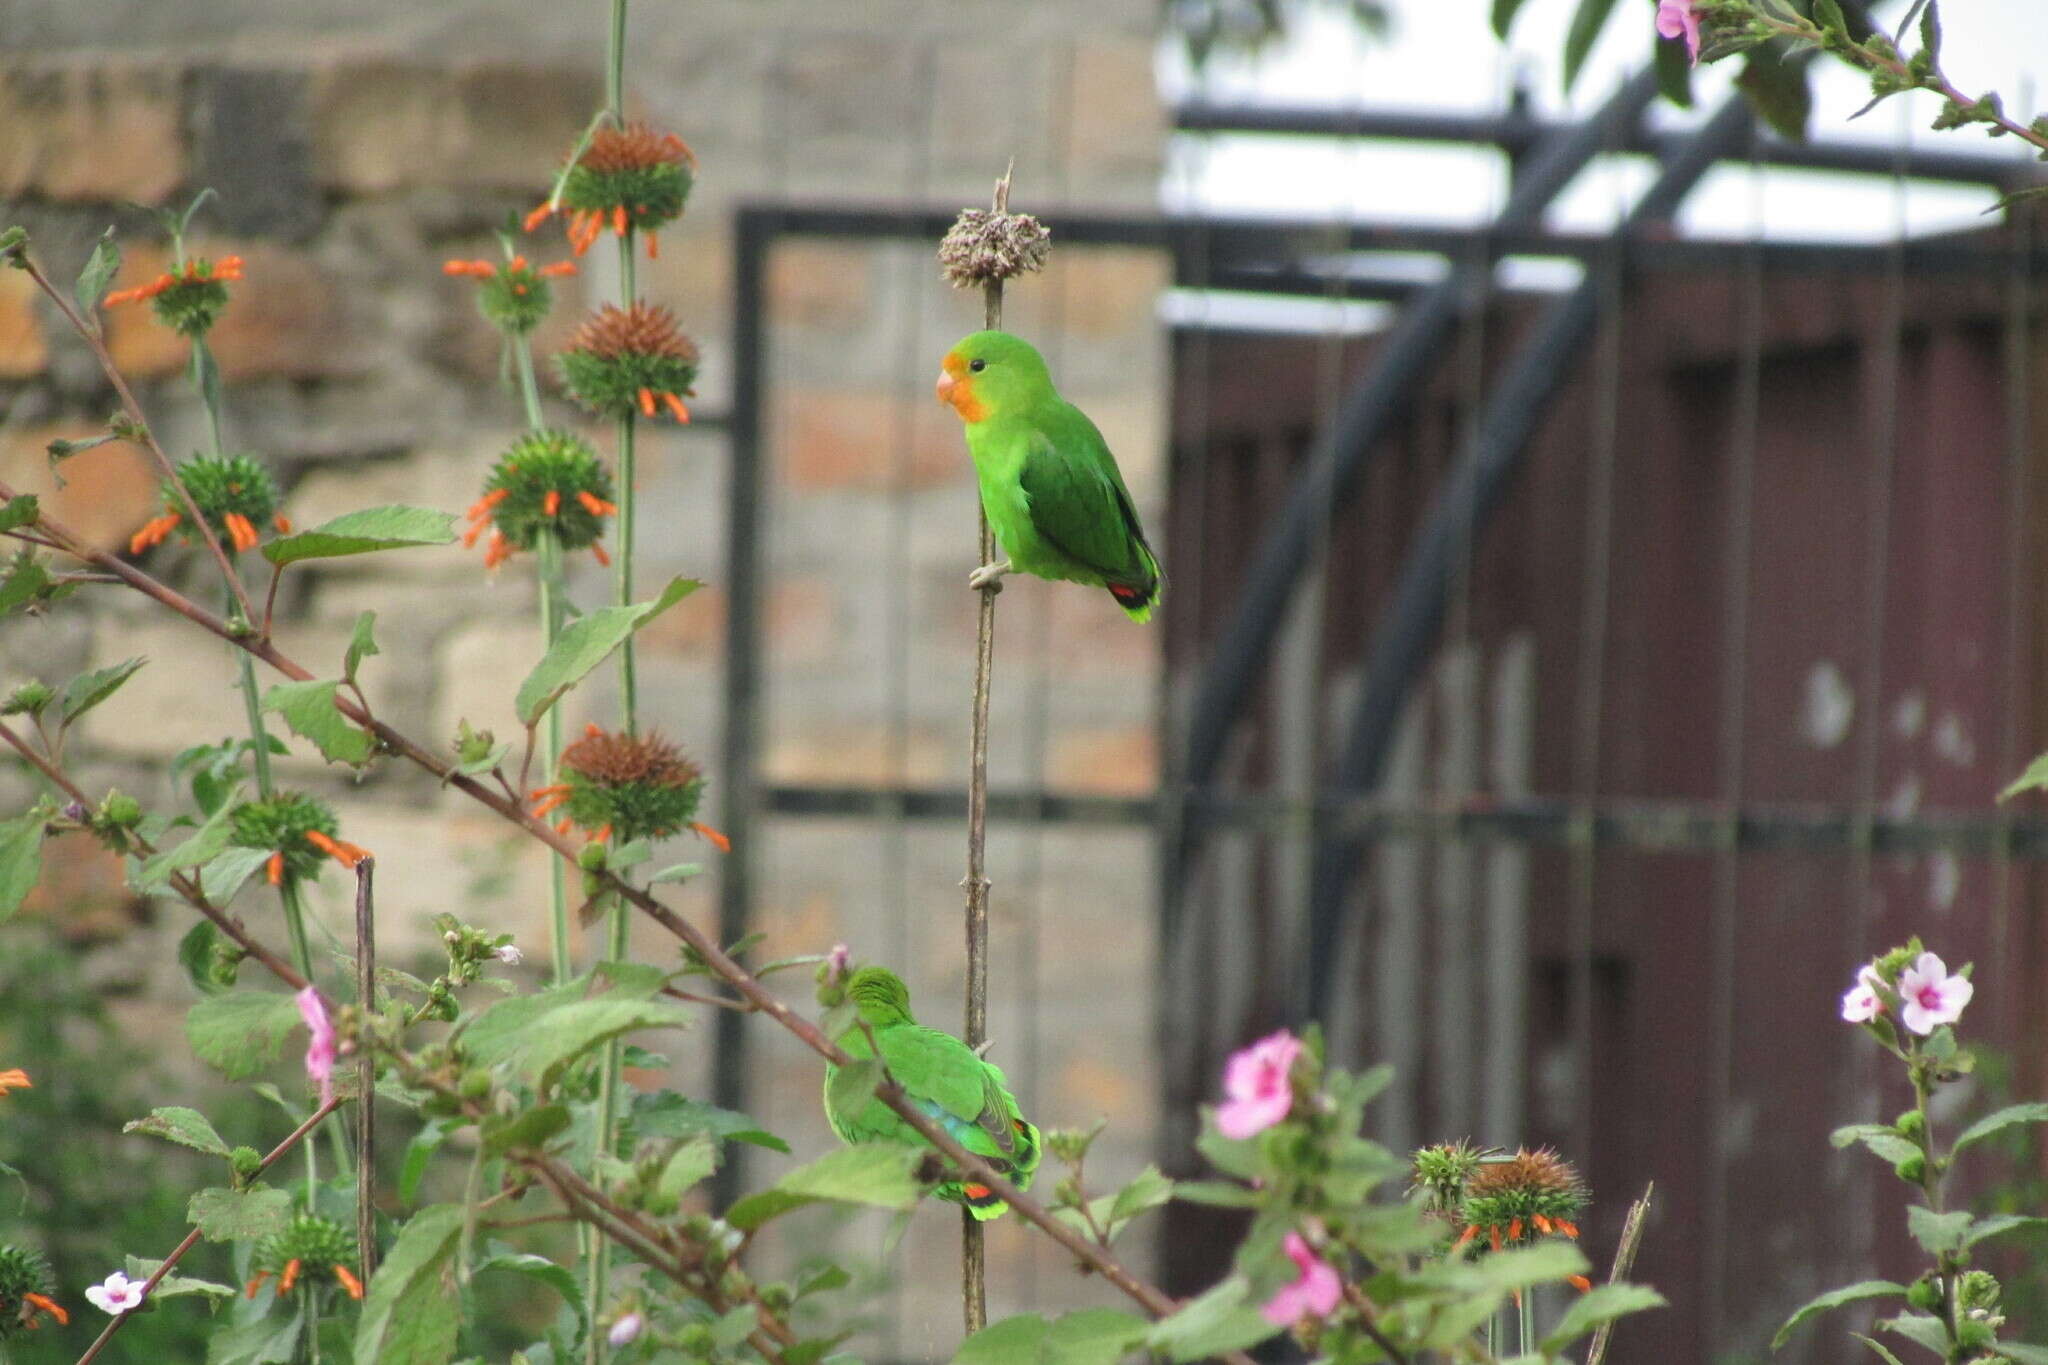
[580,121,697,175]
[938,208,1052,289]
[568,303,699,363]
[560,727,699,789]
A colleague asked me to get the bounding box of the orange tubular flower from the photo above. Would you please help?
[484,529,512,570]
[539,260,577,278]
[443,259,498,278]
[245,1271,271,1299]
[591,542,611,567]
[266,852,285,886]
[333,1265,364,1300]
[691,821,732,853]
[524,201,556,233]
[277,1259,302,1295]
[224,511,260,552]
[577,491,617,517]
[543,489,561,517]
[23,1292,68,1327]
[1567,1274,1593,1293]
[303,829,370,869]
[129,512,184,555]
[530,784,572,820]
[0,1067,30,1095]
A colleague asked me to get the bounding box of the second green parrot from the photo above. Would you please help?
[936,330,1163,621]
[822,966,1042,1219]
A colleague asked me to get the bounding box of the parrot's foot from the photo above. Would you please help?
[967,559,1012,593]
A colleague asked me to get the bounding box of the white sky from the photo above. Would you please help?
[1159,0,2046,252]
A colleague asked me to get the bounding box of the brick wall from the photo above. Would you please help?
[3,6,1168,1343]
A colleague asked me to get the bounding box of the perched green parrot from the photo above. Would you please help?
[822,966,1042,1220]
[936,330,1163,621]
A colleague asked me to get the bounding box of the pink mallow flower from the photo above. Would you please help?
[608,1311,645,1347]
[1262,1232,1342,1326]
[1895,952,1973,1036]
[1216,1030,1301,1140]
[297,986,337,1106]
[1840,965,1886,1023]
[1656,0,1703,62]
[84,1271,147,1316]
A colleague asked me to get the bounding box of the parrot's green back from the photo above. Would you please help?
[942,331,1162,621]
[821,967,1041,1219]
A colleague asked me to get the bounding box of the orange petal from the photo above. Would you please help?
[267,851,285,885]
[461,522,484,549]
[661,392,691,424]
[577,490,617,517]
[539,260,578,278]
[467,487,510,520]
[216,256,245,274]
[524,201,555,232]
[245,1271,271,1299]
[1454,1224,1478,1250]
[1533,1214,1553,1235]
[645,231,659,260]
[305,829,365,869]
[637,386,657,417]
[529,784,572,799]
[531,791,568,819]
[484,530,511,569]
[333,1266,364,1300]
[590,541,610,567]
[509,255,527,272]
[1490,1226,1502,1253]
[1507,1218,1522,1243]
[25,1292,68,1326]
[554,816,572,835]
[691,821,732,853]
[275,513,293,534]
[586,723,603,738]
[278,1259,301,1294]
[1567,1275,1593,1294]
[0,1068,30,1094]
[544,489,561,517]
[612,205,628,236]
[1557,1220,1580,1239]
[225,512,259,552]
[592,824,611,844]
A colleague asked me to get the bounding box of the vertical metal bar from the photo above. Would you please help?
[710,207,771,1211]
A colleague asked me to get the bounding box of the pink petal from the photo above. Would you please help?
[1216,1090,1293,1140]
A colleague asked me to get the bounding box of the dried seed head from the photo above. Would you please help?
[555,727,706,845]
[558,304,699,422]
[938,208,1052,289]
[1461,1147,1589,1241]
[562,728,698,788]
[567,303,698,363]
[579,122,696,175]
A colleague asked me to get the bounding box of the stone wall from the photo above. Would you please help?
[2,3,1170,1344]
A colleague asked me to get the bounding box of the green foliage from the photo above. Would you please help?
[725,1144,928,1230]
[75,225,121,317]
[353,1205,464,1365]
[0,811,43,921]
[262,679,375,765]
[186,990,304,1082]
[515,576,699,724]
[189,1183,293,1241]
[263,504,459,566]
[124,1105,234,1157]
[476,430,617,553]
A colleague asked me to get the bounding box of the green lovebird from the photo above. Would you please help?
[936,330,1163,621]
[822,966,1042,1220]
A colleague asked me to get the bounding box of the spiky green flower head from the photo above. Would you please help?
[443,252,577,335]
[557,303,699,424]
[1410,1140,1488,1213]
[550,122,696,253]
[464,430,617,568]
[533,725,706,846]
[0,1243,63,1338]
[131,454,280,556]
[1457,1148,1589,1262]
[230,791,340,884]
[104,254,244,337]
[250,1214,362,1301]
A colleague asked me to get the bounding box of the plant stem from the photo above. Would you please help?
[354,860,379,1284]
[536,531,572,985]
[1517,1283,1534,1359]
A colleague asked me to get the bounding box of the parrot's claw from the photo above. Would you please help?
[973,1039,995,1057]
[968,559,1012,593]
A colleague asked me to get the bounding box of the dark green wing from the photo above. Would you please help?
[1019,406,1154,583]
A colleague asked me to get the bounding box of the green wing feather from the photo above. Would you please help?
[1019,407,1156,584]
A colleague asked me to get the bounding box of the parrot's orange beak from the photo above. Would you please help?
[935,370,956,405]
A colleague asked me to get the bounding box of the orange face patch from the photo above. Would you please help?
[936,350,987,423]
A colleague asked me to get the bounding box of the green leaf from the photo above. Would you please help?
[179,920,226,995]
[75,226,120,317]
[188,1183,292,1241]
[1876,1313,1950,1358]
[263,679,373,766]
[1906,1207,1973,1255]
[1993,1345,2048,1365]
[124,1255,235,1300]
[1953,1102,2048,1154]
[207,1301,302,1364]
[1966,1213,2048,1247]
[1108,1164,1175,1230]
[1851,1333,1908,1365]
[198,845,274,906]
[123,1105,231,1157]
[1172,1179,1260,1208]
[656,1135,721,1202]
[725,1144,925,1230]
[475,1246,586,1338]
[827,1058,884,1120]
[483,1103,572,1156]
[1042,1308,1150,1365]
[399,1120,455,1206]
[1490,0,1530,39]
[648,861,702,886]
[134,796,238,891]
[463,990,693,1088]
[515,577,701,725]
[1561,0,1620,92]
[0,549,54,616]
[709,1305,758,1351]
[1774,1282,1908,1349]
[956,1315,1048,1365]
[185,991,303,1081]
[1832,1123,1897,1149]
[0,812,43,922]
[262,505,458,567]
[1540,1284,1668,1353]
[59,657,145,727]
[354,1205,464,1365]
[344,611,379,683]
[1195,1126,1262,1180]
[629,1093,789,1153]
[1146,1276,1281,1363]
[1916,0,1941,68]
[1737,44,1814,141]
[1812,0,1849,40]
[0,494,38,533]
[1438,1241,1590,1292]
[1853,1132,1925,1166]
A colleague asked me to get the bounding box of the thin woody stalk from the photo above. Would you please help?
[1,484,1243,1360]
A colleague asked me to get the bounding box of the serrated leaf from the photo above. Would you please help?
[628,1093,789,1153]
[0,550,53,616]
[124,1105,231,1157]
[797,1264,851,1299]
[1737,44,1814,141]
[464,990,693,1087]
[1042,1308,1150,1365]
[199,845,274,906]
[344,611,379,682]
[1107,1164,1174,1230]
[207,1300,302,1364]
[1966,1213,2048,1247]
[1813,0,1849,39]
[818,999,858,1045]
[179,919,226,995]
[710,1305,757,1351]
[1993,1344,2048,1365]
[263,679,373,765]
[399,1120,455,1207]
[1906,1206,1973,1254]
[75,227,121,317]
[1195,1125,1262,1179]
[1953,1102,2048,1153]
[827,1059,884,1119]
[483,1103,572,1156]
[475,1246,586,1337]
[515,577,700,725]
[59,657,146,727]
[189,1183,292,1241]
[1916,0,1941,66]
[134,796,238,891]
[262,505,459,566]
[1145,1276,1281,1363]
[124,1255,235,1300]
[1852,1333,1908,1365]
[1172,1179,1260,1207]
[185,991,302,1081]
[1561,0,1620,92]
[1773,1282,1907,1348]
[1540,1284,1667,1353]
[656,1135,720,1202]
[1854,1132,1925,1166]
[0,812,43,922]
[725,1144,925,1230]
[955,1314,1048,1365]
[1877,1313,1950,1358]
[354,1204,464,1365]
[0,494,38,533]
[1832,1122,1897,1149]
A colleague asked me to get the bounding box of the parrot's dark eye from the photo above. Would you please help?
[969,358,986,372]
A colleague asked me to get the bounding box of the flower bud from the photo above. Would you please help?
[1894,1110,1926,1139]
[579,843,608,871]
[230,1146,264,1181]
[1906,1277,1942,1312]
[1893,1155,1926,1184]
